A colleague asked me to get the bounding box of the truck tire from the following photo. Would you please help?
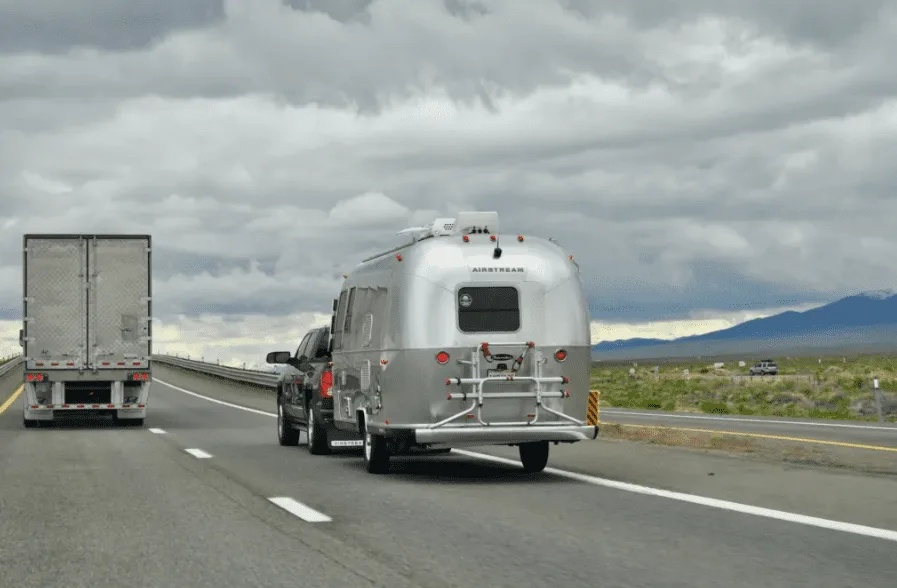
[277,397,300,446]
[519,441,549,473]
[362,417,390,474]
[306,406,330,455]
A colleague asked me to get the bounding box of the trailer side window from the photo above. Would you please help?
[332,290,349,350]
[343,287,357,333]
[457,286,520,333]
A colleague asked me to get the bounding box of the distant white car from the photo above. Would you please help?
[749,360,778,376]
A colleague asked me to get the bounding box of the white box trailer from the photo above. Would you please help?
[20,234,153,427]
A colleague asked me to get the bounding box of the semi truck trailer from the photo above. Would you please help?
[20,234,153,428]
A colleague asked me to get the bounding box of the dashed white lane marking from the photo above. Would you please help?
[185,448,213,459]
[148,428,166,434]
[155,379,897,542]
[452,449,897,543]
[268,497,332,523]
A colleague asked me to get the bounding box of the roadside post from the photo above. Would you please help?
[873,377,884,424]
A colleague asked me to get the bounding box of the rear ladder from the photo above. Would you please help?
[436,341,585,430]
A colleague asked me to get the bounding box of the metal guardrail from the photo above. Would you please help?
[0,356,24,378]
[151,355,279,388]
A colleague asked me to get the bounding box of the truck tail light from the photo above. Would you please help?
[435,351,449,364]
[130,372,150,381]
[26,373,47,382]
[320,369,333,397]
[554,349,567,362]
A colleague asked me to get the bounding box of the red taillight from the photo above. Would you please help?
[320,370,333,397]
[132,373,140,381]
[142,373,149,380]
[554,349,567,362]
[26,373,46,382]
[435,351,449,364]
[490,235,496,241]
[130,372,149,381]
[463,235,470,242]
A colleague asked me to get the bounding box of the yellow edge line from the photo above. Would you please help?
[600,420,897,453]
[0,384,24,416]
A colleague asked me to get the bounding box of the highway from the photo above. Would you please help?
[1,364,896,588]
[601,408,897,448]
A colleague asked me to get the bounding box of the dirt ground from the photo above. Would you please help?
[598,421,897,477]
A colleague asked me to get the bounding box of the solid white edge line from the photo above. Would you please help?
[155,378,276,417]
[452,449,897,543]
[185,448,213,459]
[148,428,166,434]
[601,409,896,431]
[269,497,332,523]
[158,377,897,542]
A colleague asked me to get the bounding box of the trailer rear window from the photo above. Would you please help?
[457,286,520,333]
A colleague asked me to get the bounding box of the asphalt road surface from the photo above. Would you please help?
[600,408,897,448]
[1,364,896,588]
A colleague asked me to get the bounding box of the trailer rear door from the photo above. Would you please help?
[24,236,88,370]
[87,237,151,370]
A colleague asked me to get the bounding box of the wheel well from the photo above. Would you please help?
[356,409,366,434]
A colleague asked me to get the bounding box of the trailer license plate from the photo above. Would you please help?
[487,369,513,378]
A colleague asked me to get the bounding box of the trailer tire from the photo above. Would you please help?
[519,441,549,473]
[362,417,390,474]
[277,396,300,446]
[306,406,330,455]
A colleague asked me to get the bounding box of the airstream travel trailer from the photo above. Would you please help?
[327,211,597,474]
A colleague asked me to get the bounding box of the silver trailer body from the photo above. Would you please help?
[21,234,153,426]
[329,212,597,462]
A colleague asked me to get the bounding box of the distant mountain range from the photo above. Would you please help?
[591,290,897,360]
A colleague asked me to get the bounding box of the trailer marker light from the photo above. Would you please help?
[435,351,449,364]
[562,376,569,384]
[30,405,38,409]
[466,414,475,419]
[554,349,567,362]
[46,404,53,408]
[490,235,496,241]
[138,404,145,408]
[564,390,570,398]
[66,362,74,366]
[569,255,574,260]
[320,370,333,397]
[380,359,388,365]
[395,254,403,261]
[37,362,45,367]
[107,404,115,408]
[77,404,84,408]
[92,404,99,408]
[517,235,524,242]
[527,341,535,348]
[463,235,469,242]
[63,404,69,408]
[527,413,535,419]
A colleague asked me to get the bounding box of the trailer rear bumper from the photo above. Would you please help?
[412,424,598,445]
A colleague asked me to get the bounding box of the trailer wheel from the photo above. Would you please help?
[306,406,330,455]
[519,441,549,473]
[277,397,300,446]
[362,417,390,474]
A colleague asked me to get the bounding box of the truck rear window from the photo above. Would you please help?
[457,286,520,333]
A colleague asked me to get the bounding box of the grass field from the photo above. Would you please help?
[590,353,897,422]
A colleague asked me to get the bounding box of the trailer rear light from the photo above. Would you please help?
[320,370,333,397]
[435,351,450,364]
[517,235,524,242]
[554,349,567,362]
[26,373,47,382]
[395,254,403,261]
[463,235,470,242]
[490,235,496,241]
[562,376,569,384]
[129,372,150,381]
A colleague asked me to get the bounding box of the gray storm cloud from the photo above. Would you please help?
[0,0,896,327]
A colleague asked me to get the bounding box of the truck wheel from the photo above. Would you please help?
[519,441,549,473]
[362,418,389,474]
[306,406,330,455]
[277,398,300,446]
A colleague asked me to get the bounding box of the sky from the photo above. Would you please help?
[1,0,896,367]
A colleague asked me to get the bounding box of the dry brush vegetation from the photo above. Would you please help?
[590,353,897,422]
